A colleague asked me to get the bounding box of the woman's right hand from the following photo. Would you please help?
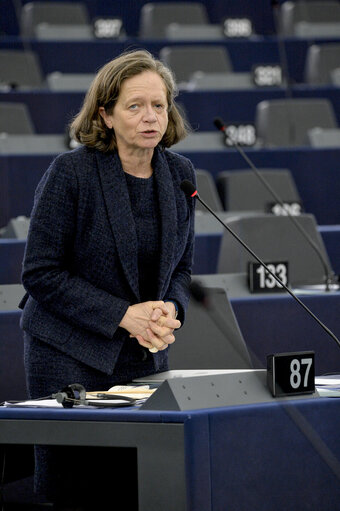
[119,301,178,351]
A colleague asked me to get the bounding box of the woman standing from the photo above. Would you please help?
[20,50,196,509]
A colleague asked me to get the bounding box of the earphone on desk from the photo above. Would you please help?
[52,383,87,408]
[52,383,136,408]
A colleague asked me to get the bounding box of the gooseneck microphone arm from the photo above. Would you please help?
[213,117,335,291]
[270,0,293,99]
[181,179,340,349]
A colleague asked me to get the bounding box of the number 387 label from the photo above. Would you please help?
[248,261,289,293]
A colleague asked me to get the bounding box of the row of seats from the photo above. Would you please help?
[2,98,340,150]
[196,168,301,214]
[2,42,340,91]
[10,1,340,40]
[173,98,340,148]
[0,167,302,232]
[1,0,277,37]
[0,213,336,292]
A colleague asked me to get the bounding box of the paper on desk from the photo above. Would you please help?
[315,375,340,398]
[3,398,140,408]
[315,388,340,397]
[4,399,64,408]
[315,376,340,386]
[2,385,156,408]
[87,385,156,400]
[133,369,258,383]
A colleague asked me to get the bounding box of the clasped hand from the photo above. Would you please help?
[120,301,181,352]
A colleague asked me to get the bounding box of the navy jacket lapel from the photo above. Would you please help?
[153,149,177,298]
[96,151,140,301]
[96,148,177,303]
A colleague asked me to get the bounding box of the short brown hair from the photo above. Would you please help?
[70,49,189,152]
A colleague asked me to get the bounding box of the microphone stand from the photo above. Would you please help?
[271,0,293,99]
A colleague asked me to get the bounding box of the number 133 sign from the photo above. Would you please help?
[248,261,289,293]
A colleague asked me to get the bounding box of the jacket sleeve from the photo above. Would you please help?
[163,158,196,324]
[21,154,130,339]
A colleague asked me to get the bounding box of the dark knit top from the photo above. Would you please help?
[125,172,161,301]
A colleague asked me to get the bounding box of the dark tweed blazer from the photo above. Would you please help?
[20,145,196,375]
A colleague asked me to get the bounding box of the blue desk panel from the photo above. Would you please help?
[0,154,54,227]
[319,226,340,277]
[208,399,340,511]
[0,310,26,402]
[0,240,25,284]
[1,147,339,226]
[232,293,340,376]
[1,398,340,510]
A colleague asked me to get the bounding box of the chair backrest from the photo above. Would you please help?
[217,213,333,287]
[0,284,25,311]
[172,131,226,152]
[307,128,340,148]
[188,71,254,90]
[0,217,30,240]
[255,98,338,147]
[0,135,66,154]
[279,1,340,36]
[196,169,223,212]
[160,45,231,82]
[165,23,223,41]
[21,1,90,37]
[35,23,94,40]
[217,169,301,212]
[168,286,253,370]
[0,50,44,89]
[331,68,340,86]
[47,72,95,91]
[0,103,35,134]
[305,44,340,85]
[139,2,209,39]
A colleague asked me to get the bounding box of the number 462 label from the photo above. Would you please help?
[248,261,289,293]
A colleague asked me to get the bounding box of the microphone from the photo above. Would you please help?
[181,179,340,350]
[213,116,336,291]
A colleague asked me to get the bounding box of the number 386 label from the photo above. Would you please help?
[248,261,289,293]
[267,351,315,397]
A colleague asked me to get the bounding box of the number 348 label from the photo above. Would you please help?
[248,261,289,293]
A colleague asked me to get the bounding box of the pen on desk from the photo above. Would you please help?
[91,390,154,398]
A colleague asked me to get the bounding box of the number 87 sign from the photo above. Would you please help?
[267,351,315,397]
